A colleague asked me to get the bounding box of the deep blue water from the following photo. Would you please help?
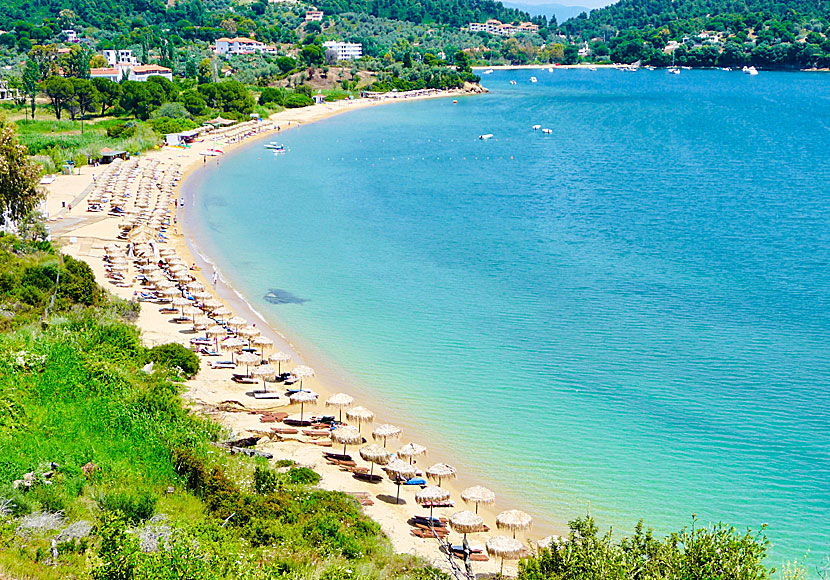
[185,69,830,570]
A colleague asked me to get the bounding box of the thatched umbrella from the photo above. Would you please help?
[372,424,402,448]
[346,406,375,433]
[222,337,245,363]
[236,352,259,376]
[226,316,247,328]
[268,351,291,373]
[292,365,315,389]
[461,486,496,514]
[536,536,563,550]
[486,535,523,576]
[325,392,354,422]
[359,444,391,478]
[496,509,533,539]
[396,442,427,465]
[251,364,276,392]
[449,510,484,540]
[330,426,362,456]
[426,463,457,487]
[251,335,273,357]
[172,296,190,317]
[415,485,451,520]
[289,390,318,423]
[383,458,417,504]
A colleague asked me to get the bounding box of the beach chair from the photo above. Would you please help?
[271,427,299,435]
[198,347,221,356]
[210,361,236,369]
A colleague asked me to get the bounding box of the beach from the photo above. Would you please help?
[44,87,539,577]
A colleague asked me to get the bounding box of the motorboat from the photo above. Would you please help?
[743,66,759,75]
[548,67,554,72]
[530,76,538,83]
[532,124,541,130]
[509,80,517,85]
[542,128,553,134]
[265,142,287,152]
[668,67,680,75]
[479,134,494,140]
[483,69,494,74]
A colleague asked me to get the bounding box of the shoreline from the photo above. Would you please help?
[44,86,550,577]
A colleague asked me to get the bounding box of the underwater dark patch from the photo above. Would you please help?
[263,288,308,305]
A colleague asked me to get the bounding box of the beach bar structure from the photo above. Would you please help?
[100,148,129,164]
[165,128,202,147]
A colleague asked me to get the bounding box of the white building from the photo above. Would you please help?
[215,36,278,55]
[63,30,78,42]
[90,67,122,82]
[468,19,537,36]
[305,10,324,21]
[103,49,139,67]
[322,41,362,61]
[128,65,173,81]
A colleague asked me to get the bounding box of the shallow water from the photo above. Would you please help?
[185,69,830,570]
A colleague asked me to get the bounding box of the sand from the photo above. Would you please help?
[45,89,537,578]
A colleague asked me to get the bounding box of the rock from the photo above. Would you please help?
[17,512,66,536]
[81,462,98,477]
[138,516,172,553]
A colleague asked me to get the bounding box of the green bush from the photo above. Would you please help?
[148,117,198,136]
[282,92,314,109]
[106,121,137,139]
[99,489,158,523]
[286,466,320,485]
[258,87,285,106]
[253,465,278,494]
[146,343,200,378]
[150,102,191,120]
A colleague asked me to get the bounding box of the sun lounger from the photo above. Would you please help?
[414,523,450,535]
[271,427,299,435]
[253,391,281,399]
[403,477,426,486]
[302,429,330,437]
[323,452,353,461]
[232,376,257,384]
[312,440,333,447]
[210,361,236,369]
[326,458,357,468]
[159,307,178,314]
[411,516,447,527]
[198,347,221,356]
[283,419,312,427]
[420,500,454,508]
[346,466,369,474]
[411,528,448,539]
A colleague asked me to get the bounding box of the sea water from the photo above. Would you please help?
[184,69,830,570]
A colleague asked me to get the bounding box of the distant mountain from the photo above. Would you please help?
[503,1,592,23]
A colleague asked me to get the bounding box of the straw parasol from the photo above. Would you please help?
[461,486,496,514]
[236,352,259,376]
[325,393,354,422]
[415,485,451,520]
[203,298,223,311]
[289,390,318,422]
[346,406,375,433]
[222,337,245,363]
[536,536,562,550]
[426,463,457,487]
[268,351,291,373]
[227,316,247,328]
[172,296,191,316]
[359,444,391,478]
[212,307,232,320]
[372,424,402,447]
[238,325,260,338]
[292,365,315,389]
[384,458,417,504]
[496,509,533,538]
[449,510,485,539]
[251,364,276,392]
[250,336,273,357]
[330,425,362,456]
[396,442,427,465]
[486,535,524,576]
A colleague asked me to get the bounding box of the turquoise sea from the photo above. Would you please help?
[183,69,830,570]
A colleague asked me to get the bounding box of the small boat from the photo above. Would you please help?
[681,66,691,70]
[530,76,537,83]
[743,66,759,75]
[588,66,597,71]
[509,80,517,85]
[479,134,494,140]
[668,67,680,75]
[542,128,553,134]
[721,67,732,71]
[532,125,541,130]
[483,69,494,74]
[548,67,554,72]
[264,142,287,152]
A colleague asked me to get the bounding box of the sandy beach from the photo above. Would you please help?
[45,88,546,578]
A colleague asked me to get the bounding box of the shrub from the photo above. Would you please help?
[146,343,200,378]
[283,93,314,109]
[148,117,198,136]
[253,465,278,494]
[150,102,191,120]
[258,87,285,106]
[106,121,137,139]
[99,490,157,523]
[286,466,320,485]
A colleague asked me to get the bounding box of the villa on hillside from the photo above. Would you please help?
[305,10,324,21]
[90,67,122,82]
[468,19,538,36]
[128,64,173,81]
[215,36,279,55]
[322,41,363,61]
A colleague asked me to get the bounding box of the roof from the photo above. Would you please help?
[231,37,261,44]
[131,65,172,73]
[90,67,120,75]
[216,37,232,42]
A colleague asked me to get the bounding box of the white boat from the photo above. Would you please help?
[264,142,287,152]
[548,67,554,72]
[530,76,537,83]
[681,66,691,70]
[588,66,597,71]
[743,66,759,75]
[721,67,732,71]
[532,125,541,130]
[542,128,553,134]
[479,134,494,140]
[509,80,517,85]
[668,67,680,75]
[483,69,494,74]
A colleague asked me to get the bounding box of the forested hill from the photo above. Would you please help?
[562,0,830,39]
[314,0,545,27]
